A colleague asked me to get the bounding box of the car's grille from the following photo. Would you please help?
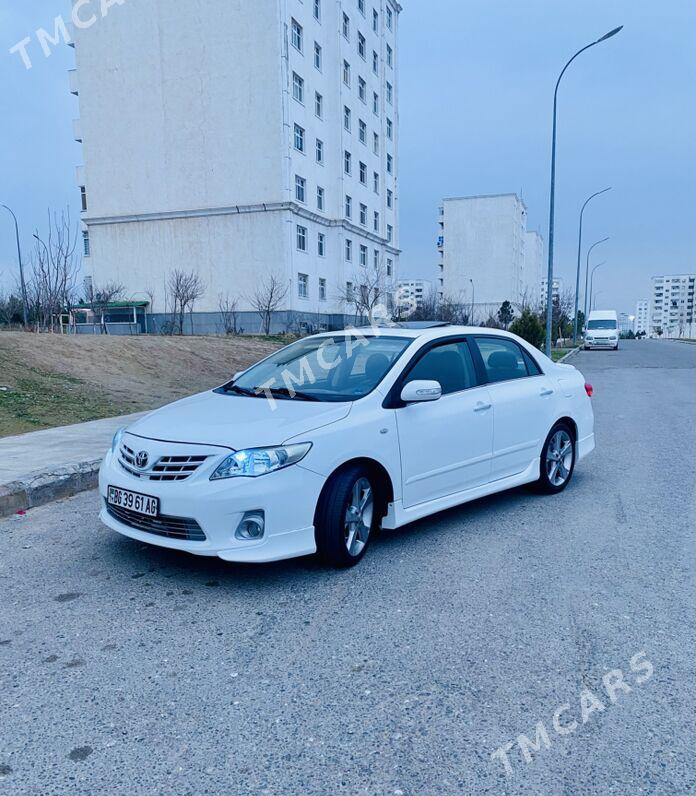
[106,503,206,542]
[119,443,209,482]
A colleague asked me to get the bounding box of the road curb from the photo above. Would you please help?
[558,346,581,363]
[0,459,102,519]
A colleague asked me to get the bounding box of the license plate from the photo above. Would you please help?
[107,486,159,517]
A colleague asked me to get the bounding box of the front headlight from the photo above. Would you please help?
[210,443,312,480]
[111,427,125,454]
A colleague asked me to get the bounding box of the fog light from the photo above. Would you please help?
[235,511,265,540]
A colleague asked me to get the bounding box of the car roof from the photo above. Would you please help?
[309,325,527,342]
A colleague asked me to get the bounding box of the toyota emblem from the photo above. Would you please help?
[135,451,150,469]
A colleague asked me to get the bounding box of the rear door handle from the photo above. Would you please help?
[540,388,554,397]
[474,401,492,412]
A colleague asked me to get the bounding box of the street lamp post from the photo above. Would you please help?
[469,278,475,324]
[589,261,606,312]
[1,204,29,327]
[583,238,609,328]
[573,187,611,344]
[544,26,623,356]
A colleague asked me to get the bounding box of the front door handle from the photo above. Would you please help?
[540,388,554,397]
[474,401,492,412]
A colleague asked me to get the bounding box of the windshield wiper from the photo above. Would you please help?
[222,384,264,398]
[265,387,320,402]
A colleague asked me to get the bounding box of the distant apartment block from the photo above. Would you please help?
[397,279,431,312]
[70,0,401,332]
[540,277,563,307]
[437,194,543,314]
[634,299,649,335]
[650,275,695,337]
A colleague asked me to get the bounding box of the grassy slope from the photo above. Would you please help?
[0,333,281,438]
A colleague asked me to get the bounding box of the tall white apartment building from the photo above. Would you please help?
[540,277,563,306]
[634,300,649,335]
[437,194,542,313]
[70,0,401,332]
[397,279,431,313]
[650,275,695,337]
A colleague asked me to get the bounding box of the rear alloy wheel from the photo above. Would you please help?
[315,465,378,567]
[536,423,576,494]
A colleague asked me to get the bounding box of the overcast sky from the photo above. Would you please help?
[2,0,695,314]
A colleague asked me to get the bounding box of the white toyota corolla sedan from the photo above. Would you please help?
[99,324,595,567]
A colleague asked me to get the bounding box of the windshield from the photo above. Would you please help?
[587,320,618,330]
[225,335,412,402]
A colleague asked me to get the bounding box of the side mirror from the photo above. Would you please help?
[400,380,442,404]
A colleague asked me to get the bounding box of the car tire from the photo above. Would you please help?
[315,465,378,568]
[535,422,576,494]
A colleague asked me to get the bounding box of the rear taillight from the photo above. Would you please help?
[585,383,594,398]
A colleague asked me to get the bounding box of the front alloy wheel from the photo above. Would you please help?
[536,423,576,494]
[344,477,374,558]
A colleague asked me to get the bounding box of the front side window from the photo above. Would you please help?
[231,335,411,403]
[474,337,540,383]
[404,341,477,396]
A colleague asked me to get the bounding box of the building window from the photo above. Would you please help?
[295,175,306,203]
[315,91,323,118]
[387,7,393,29]
[346,281,354,300]
[316,138,324,163]
[344,150,352,174]
[387,82,393,105]
[373,132,379,154]
[387,44,393,67]
[358,0,366,15]
[359,119,367,144]
[373,172,379,194]
[344,105,352,131]
[387,224,393,243]
[292,72,304,103]
[291,19,303,52]
[374,211,380,233]
[358,32,366,59]
[294,124,305,152]
[373,9,379,32]
[373,51,379,75]
[387,154,393,174]
[359,161,367,185]
[360,244,368,267]
[387,189,393,208]
[319,278,327,301]
[317,185,325,211]
[373,92,379,115]
[360,203,368,226]
[358,76,367,103]
[386,258,393,277]
[80,185,87,211]
[345,239,353,262]
[313,0,321,21]
[345,195,353,219]
[82,230,90,257]
[297,225,307,251]
[342,13,350,39]
[343,60,351,86]
[318,232,326,257]
[387,117,393,140]
[374,249,380,269]
[314,42,322,70]
[298,273,309,299]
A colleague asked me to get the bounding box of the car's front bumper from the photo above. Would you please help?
[584,339,618,349]
[99,450,322,562]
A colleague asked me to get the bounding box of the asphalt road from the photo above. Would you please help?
[1,340,695,795]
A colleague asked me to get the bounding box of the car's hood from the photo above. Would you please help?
[126,390,352,449]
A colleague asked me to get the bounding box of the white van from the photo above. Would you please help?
[584,310,619,350]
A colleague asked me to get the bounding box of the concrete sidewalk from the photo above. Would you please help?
[0,412,146,518]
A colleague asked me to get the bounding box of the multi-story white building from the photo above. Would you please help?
[650,275,695,338]
[634,299,649,335]
[70,0,401,332]
[397,279,431,313]
[540,277,563,307]
[436,194,542,316]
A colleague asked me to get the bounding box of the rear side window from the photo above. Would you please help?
[404,341,477,395]
[475,337,538,383]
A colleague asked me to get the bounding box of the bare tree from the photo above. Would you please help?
[27,209,80,332]
[218,292,240,335]
[167,269,206,335]
[248,273,289,336]
[337,257,395,325]
[87,281,125,334]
